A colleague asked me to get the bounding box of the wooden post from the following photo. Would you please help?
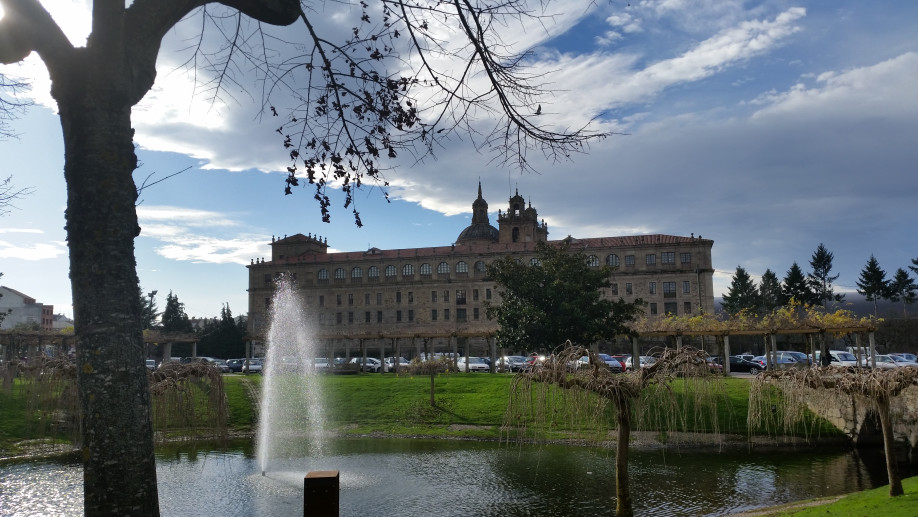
[304,470,339,517]
[723,335,731,374]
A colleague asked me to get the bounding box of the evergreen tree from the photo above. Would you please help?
[721,266,760,316]
[196,304,246,358]
[138,287,158,330]
[910,257,918,277]
[808,243,844,308]
[161,291,193,333]
[758,269,783,314]
[486,239,643,351]
[887,268,917,317]
[782,262,813,306]
[856,255,889,317]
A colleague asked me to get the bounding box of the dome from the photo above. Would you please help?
[456,222,499,244]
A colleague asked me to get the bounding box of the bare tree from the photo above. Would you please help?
[750,367,918,497]
[0,1,603,514]
[506,345,721,517]
[0,174,34,216]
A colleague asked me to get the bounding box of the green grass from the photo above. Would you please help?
[749,476,918,516]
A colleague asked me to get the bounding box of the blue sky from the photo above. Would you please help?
[1,1,916,320]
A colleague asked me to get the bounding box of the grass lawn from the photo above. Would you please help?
[740,475,918,516]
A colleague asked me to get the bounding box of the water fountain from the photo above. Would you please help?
[256,278,326,475]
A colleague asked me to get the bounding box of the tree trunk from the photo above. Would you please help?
[615,397,633,517]
[59,86,159,515]
[876,396,903,497]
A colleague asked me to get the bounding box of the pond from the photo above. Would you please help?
[0,438,901,516]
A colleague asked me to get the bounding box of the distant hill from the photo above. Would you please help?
[714,293,913,319]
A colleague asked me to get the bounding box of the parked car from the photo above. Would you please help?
[782,351,812,366]
[875,355,918,369]
[497,355,528,372]
[158,357,182,369]
[890,353,917,363]
[226,358,245,373]
[727,355,762,374]
[623,356,657,371]
[242,358,263,374]
[814,350,858,368]
[577,353,624,373]
[350,357,382,373]
[751,353,800,370]
[145,359,157,371]
[455,356,490,372]
[182,356,231,373]
[312,358,330,372]
[384,356,411,372]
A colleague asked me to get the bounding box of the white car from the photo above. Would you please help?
[350,357,382,373]
[872,355,914,369]
[384,357,411,372]
[242,358,263,374]
[623,355,657,371]
[455,356,490,372]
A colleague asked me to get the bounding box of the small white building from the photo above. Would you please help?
[0,286,54,330]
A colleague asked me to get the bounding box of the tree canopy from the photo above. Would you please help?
[486,239,643,351]
[856,255,889,317]
[808,243,844,308]
[721,266,759,316]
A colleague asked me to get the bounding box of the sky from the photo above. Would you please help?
[1,0,916,320]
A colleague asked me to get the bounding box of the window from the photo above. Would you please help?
[444,309,450,321]
[408,310,414,322]
[431,309,438,321]
[336,312,343,324]
[684,302,692,314]
[407,292,413,303]
[680,252,692,264]
[473,289,479,301]
[396,291,402,303]
[625,282,633,295]
[444,290,450,302]
[348,311,354,323]
[377,311,382,323]
[661,252,675,265]
[348,293,354,305]
[437,262,450,274]
[586,255,599,267]
[336,294,342,306]
[263,273,271,285]
[351,267,363,279]
[664,302,677,315]
[650,303,658,315]
[456,290,466,305]
[420,263,432,275]
[319,295,325,307]
[318,269,329,280]
[431,290,437,303]
[368,266,379,278]
[376,292,382,305]
[456,308,467,322]
[645,254,656,266]
[264,297,270,308]
[607,254,620,267]
[365,293,370,305]
[473,308,479,320]
[530,258,540,266]
[625,255,635,267]
[365,311,371,323]
[649,282,657,294]
[474,260,486,272]
[334,267,346,279]
[456,261,469,273]
[683,281,691,294]
[402,264,415,276]
[663,282,676,297]
[611,283,618,296]
[486,289,492,300]
[396,310,402,322]
[385,265,397,277]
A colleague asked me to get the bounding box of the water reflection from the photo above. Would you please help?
[0,439,902,517]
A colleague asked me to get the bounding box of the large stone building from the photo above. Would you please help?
[246,185,714,358]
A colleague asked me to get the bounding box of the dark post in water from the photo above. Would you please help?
[304,470,339,516]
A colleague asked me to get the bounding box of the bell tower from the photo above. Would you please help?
[497,188,548,244]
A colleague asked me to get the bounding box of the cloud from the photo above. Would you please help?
[0,240,67,260]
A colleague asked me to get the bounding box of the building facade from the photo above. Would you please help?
[0,286,54,331]
[246,186,714,357]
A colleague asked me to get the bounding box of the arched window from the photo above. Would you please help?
[586,255,599,267]
[419,263,432,275]
[606,254,620,267]
[437,262,450,274]
[334,268,345,279]
[368,266,379,278]
[474,260,486,272]
[317,269,329,280]
[402,264,415,276]
[455,261,468,273]
[351,267,362,278]
[385,265,397,277]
